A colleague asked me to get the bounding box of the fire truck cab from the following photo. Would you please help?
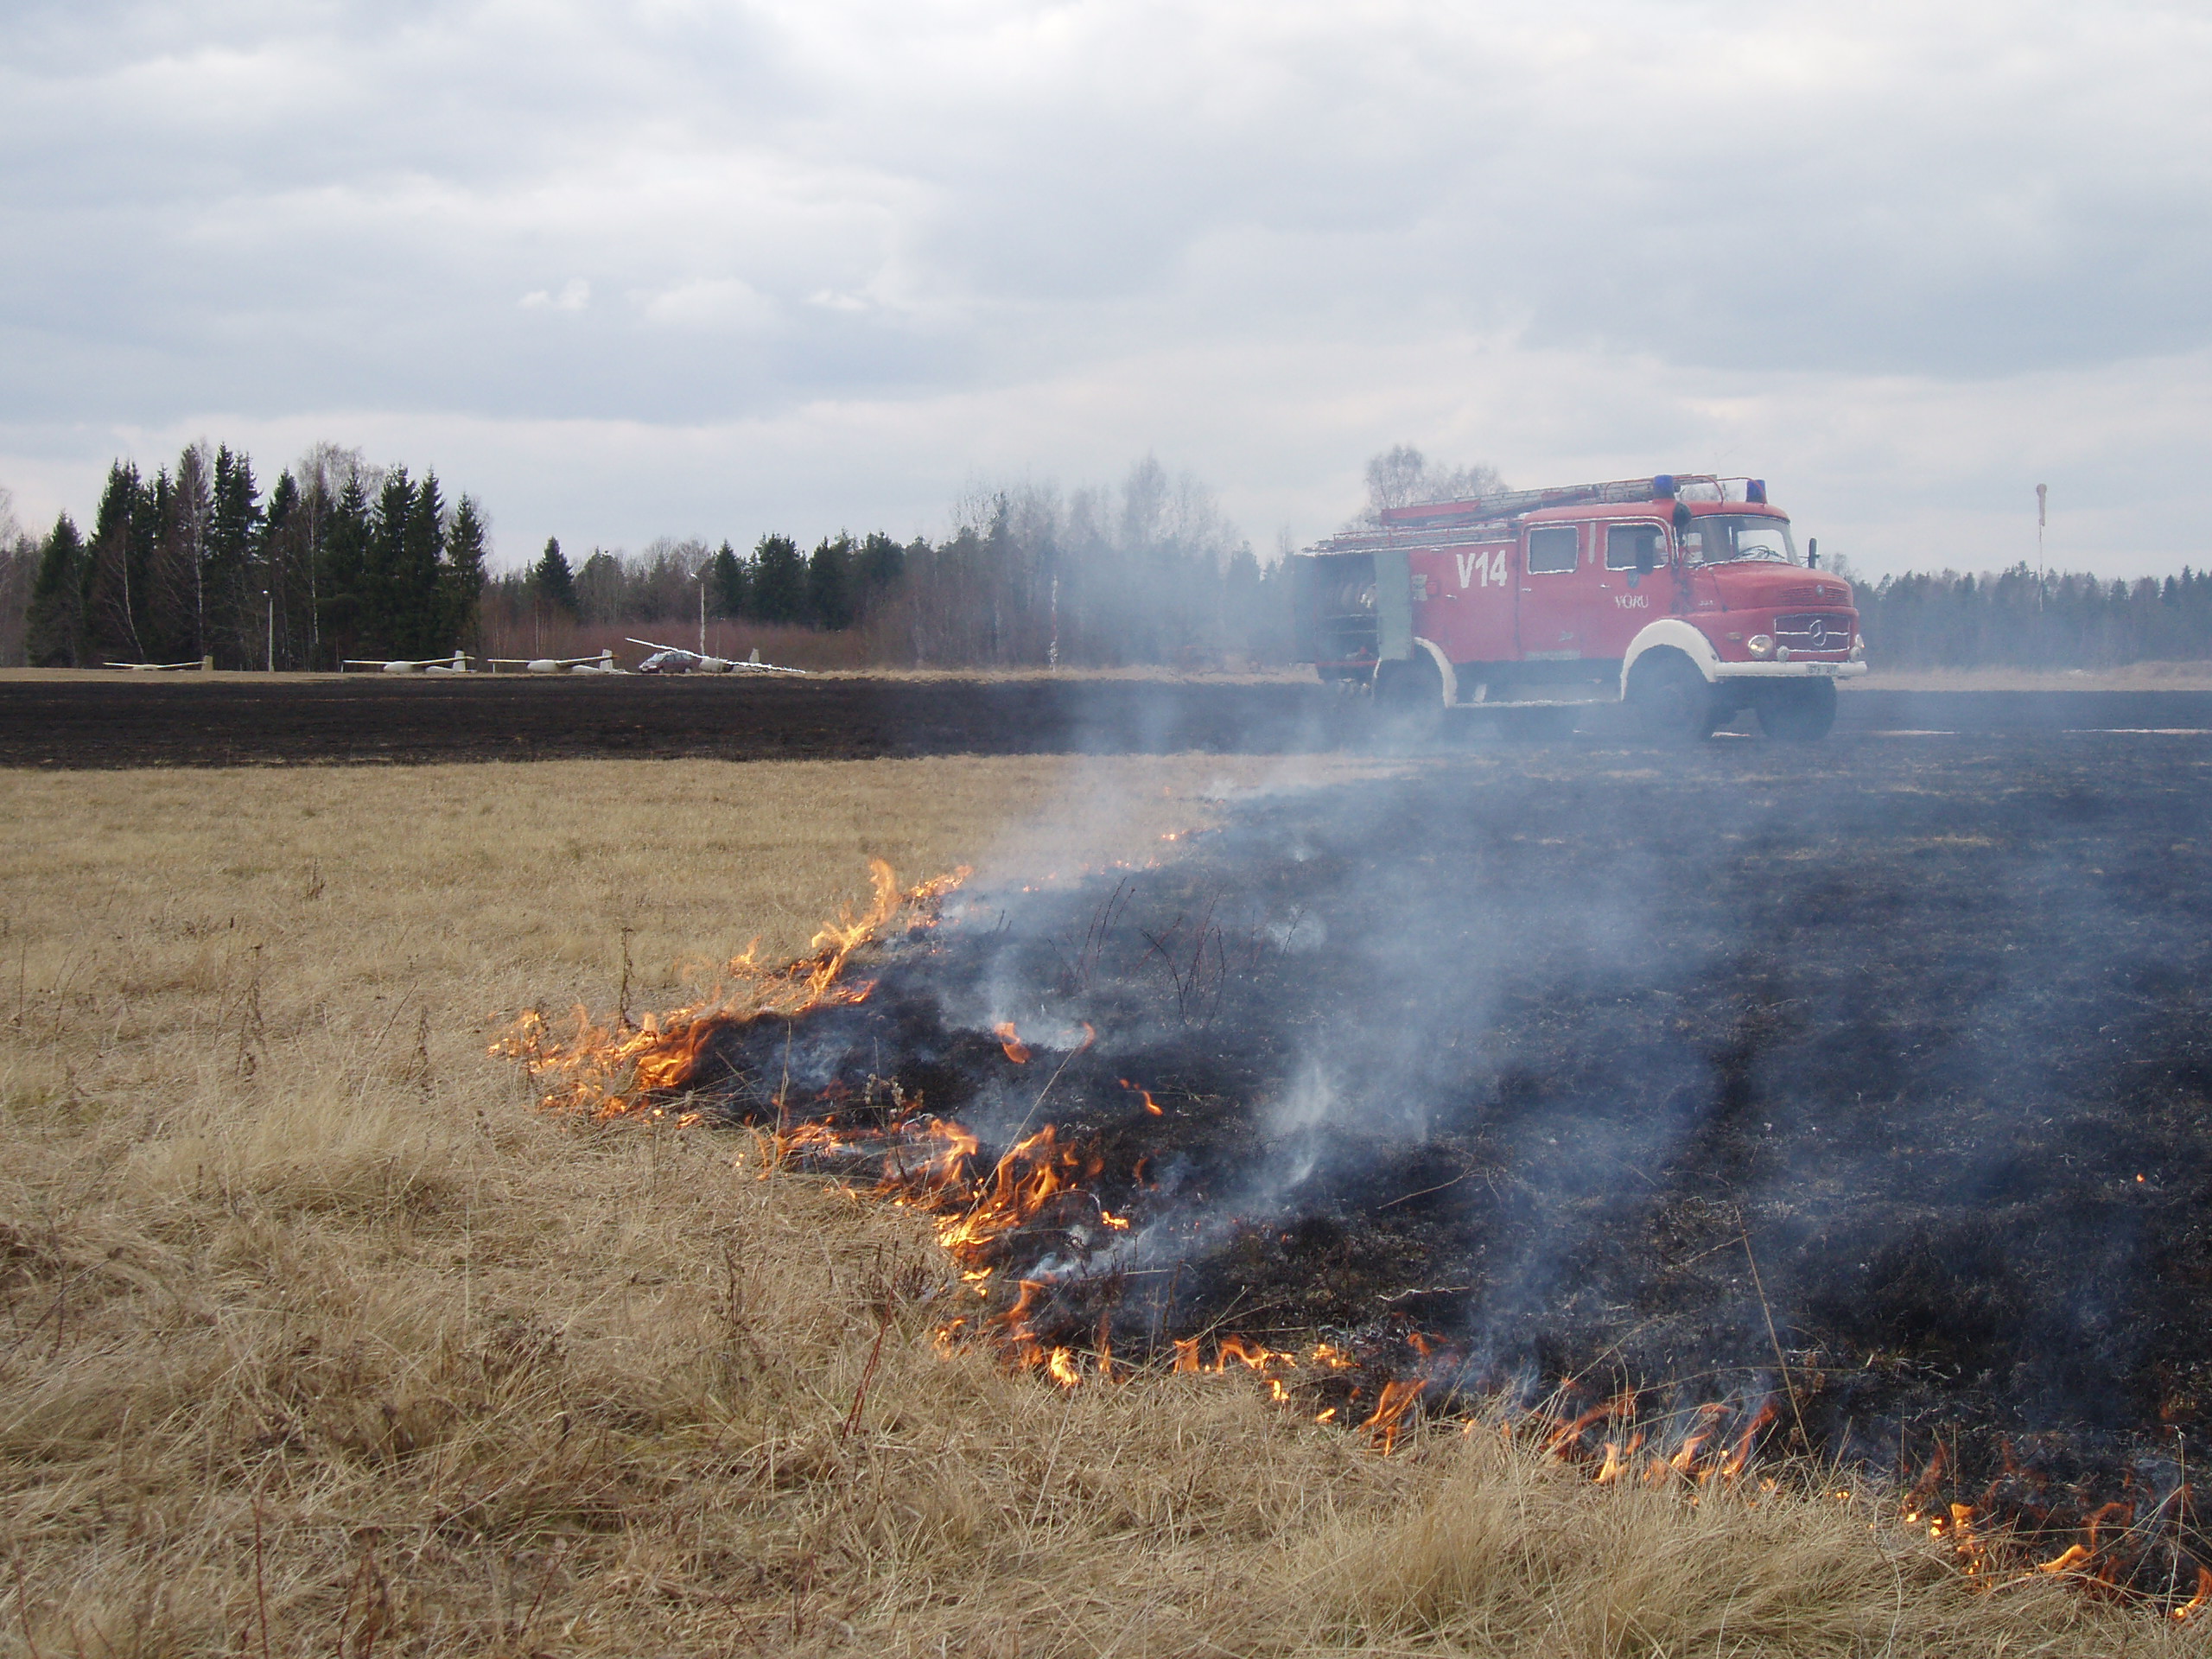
[1289,474,1863,741]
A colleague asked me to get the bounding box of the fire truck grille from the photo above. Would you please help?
[1773,613,1853,652]
[1775,584,1850,605]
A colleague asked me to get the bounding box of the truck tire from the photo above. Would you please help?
[1372,656,1444,741]
[1625,649,1719,745]
[1753,677,1837,741]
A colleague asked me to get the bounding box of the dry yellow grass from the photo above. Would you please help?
[0,757,2191,1656]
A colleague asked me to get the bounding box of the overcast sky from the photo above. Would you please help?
[4,0,2209,577]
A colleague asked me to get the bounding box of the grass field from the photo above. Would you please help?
[0,757,2183,1656]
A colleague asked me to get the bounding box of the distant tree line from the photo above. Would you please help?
[1848,563,2212,669]
[12,442,486,668]
[501,457,1292,668]
[500,530,909,636]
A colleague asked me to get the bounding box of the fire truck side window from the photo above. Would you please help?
[1605,524,1664,570]
[1526,526,1578,574]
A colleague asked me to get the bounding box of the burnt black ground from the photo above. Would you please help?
[677,728,2212,1549]
[0,673,2209,766]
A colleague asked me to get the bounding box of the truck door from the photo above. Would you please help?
[1420,542,1516,664]
[1585,519,1669,659]
[1515,523,1584,659]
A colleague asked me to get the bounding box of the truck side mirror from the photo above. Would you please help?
[1671,500,1693,531]
[1807,536,1820,569]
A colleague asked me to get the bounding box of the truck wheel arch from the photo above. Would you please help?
[1411,637,1458,708]
[1620,620,1721,696]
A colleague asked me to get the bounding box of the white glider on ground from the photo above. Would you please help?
[342,652,471,674]
[626,639,806,675]
[102,658,207,671]
[486,650,622,674]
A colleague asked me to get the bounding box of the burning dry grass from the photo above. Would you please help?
[0,758,2189,1656]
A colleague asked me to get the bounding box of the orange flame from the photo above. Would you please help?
[1662,1402,1731,1478]
[928,1125,1105,1269]
[1360,1377,1424,1452]
[1544,1397,1628,1459]
[1593,1432,1644,1485]
[2175,1567,2212,1621]
[1119,1079,1164,1116]
[494,859,968,1118]
[1214,1334,1290,1372]
[995,1021,1031,1064]
[2036,1543,2092,1575]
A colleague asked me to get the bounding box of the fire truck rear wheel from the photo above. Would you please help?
[1625,649,1719,744]
[1753,677,1837,741]
[1371,657,1444,740]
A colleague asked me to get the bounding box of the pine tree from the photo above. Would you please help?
[81,462,153,664]
[854,531,906,607]
[751,533,804,625]
[532,537,578,618]
[25,514,85,666]
[439,494,489,652]
[806,534,854,630]
[156,447,212,663]
[709,540,747,619]
[316,472,372,664]
[263,470,302,669]
[207,445,263,665]
[363,467,414,652]
[397,470,447,654]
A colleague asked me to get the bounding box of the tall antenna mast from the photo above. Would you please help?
[2036,483,2048,588]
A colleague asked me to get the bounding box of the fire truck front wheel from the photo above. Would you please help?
[1625,649,1719,744]
[1751,677,1837,741]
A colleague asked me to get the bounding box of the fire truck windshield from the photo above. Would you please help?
[1682,515,1798,567]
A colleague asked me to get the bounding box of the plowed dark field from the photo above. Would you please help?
[1,674,2207,766]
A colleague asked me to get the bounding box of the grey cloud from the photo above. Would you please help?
[3,0,2210,567]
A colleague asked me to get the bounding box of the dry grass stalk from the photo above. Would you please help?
[0,757,2188,1656]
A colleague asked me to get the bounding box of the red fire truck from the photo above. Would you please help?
[1290,474,1863,740]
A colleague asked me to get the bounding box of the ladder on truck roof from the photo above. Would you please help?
[1376,474,1720,530]
[1306,474,1771,557]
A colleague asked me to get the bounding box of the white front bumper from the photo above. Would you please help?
[1709,660,1868,679]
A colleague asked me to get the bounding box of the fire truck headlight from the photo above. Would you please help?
[1747,634,1775,658]
[1849,638,1865,662]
